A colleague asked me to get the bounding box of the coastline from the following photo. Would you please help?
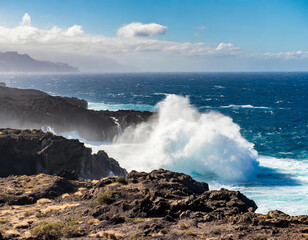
[0,86,308,239]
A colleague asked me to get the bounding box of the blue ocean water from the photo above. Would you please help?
[1,72,307,214]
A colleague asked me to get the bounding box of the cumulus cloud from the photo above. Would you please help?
[0,14,239,57]
[117,22,167,38]
[20,13,31,26]
[0,13,244,71]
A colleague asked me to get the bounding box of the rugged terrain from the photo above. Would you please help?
[0,86,152,141]
[0,129,127,179]
[0,169,307,239]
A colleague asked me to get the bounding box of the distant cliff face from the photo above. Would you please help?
[0,86,152,141]
[0,51,78,72]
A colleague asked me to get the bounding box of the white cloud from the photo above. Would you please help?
[0,13,244,71]
[64,25,84,37]
[258,51,308,60]
[197,25,207,30]
[0,14,239,57]
[117,22,167,38]
[216,43,240,54]
[20,13,31,26]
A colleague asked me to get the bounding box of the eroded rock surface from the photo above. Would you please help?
[0,169,307,239]
[0,129,127,179]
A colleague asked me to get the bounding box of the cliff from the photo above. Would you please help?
[0,169,307,239]
[0,86,152,141]
[0,51,78,73]
[0,129,127,179]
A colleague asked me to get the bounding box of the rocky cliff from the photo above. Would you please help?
[0,129,127,179]
[0,169,307,239]
[0,86,152,141]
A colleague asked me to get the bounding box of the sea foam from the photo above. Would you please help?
[90,94,260,182]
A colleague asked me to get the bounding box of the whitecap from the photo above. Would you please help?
[221,104,270,109]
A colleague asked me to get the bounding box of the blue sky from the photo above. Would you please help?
[0,0,307,72]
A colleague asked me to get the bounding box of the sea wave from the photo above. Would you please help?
[90,94,260,183]
[43,94,308,215]
[221,104,270,109]
[88,102,154,111]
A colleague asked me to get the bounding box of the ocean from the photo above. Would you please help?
[1,72,307,215]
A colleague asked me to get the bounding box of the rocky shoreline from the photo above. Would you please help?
[1,86,308,239]
[0,169,308,239]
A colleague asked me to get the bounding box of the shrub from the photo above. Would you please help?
[115,176,126,184]
[32,222,63,239]
[62,220,82,238]
[32,220,83,239]
[96,191,114,205]
[35,212,46,218]
[24,211,33,217]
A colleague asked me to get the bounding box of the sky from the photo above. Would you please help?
[0,0,307,72]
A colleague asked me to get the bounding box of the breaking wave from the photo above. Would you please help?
[90,94,261,183]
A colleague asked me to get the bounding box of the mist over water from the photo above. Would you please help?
[92,95,260,182]
[84,94,308,215]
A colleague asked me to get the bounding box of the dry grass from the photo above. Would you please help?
[185,228,197,237]
[37,198,52,204]
[24,211,33,217]
[178,222,188,230]
[128,234,155,240]
[87,218,100,225]
[133,218,146,223]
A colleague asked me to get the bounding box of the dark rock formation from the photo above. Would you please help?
[91,169,256,221]
[0,86,152,141]
[0,129,127,179]
[0,51,78,72]
[0,170,307,239]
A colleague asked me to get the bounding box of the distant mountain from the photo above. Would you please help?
[0,52,78,72]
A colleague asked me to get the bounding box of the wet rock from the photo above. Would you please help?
[0,86,152,141]
[0,129,127,179]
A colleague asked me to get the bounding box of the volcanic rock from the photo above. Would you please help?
[0,128,127,179]
[0,86,152,141]
[0,170,307,239]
